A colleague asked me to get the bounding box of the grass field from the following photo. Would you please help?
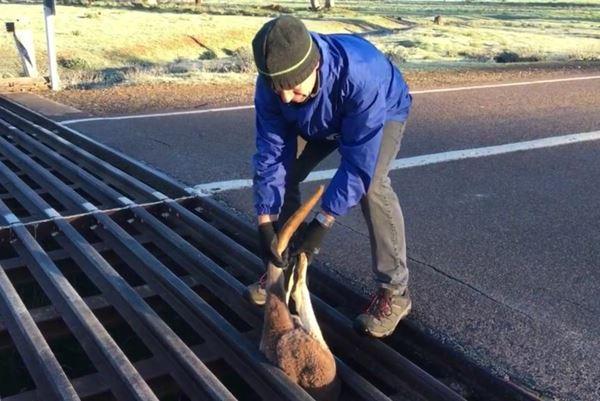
[1,1,599,88]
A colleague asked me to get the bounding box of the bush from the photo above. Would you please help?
[397,40,417,48]
[199,49,217,60]
[58,56,91,70]
[494,50,543,63]
[493,50,520,63]
[261,4,293,14]
[385,48,407,65]
[80,11,101,18]
[101,68,126,85]
[459,51,493,62]
[232,46,254,73]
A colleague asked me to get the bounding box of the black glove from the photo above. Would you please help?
[291,218,330,262]
[258,222,288,268]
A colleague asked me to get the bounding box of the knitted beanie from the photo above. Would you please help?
[252,15,320,91]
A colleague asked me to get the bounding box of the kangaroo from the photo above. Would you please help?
[259,185,340,401]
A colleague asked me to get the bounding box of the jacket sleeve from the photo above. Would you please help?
[253,81,296,215]
[322,81,387,216]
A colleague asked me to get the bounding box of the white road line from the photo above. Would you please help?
[192,130,600,195]
[409,75,600,94]
[61,105,255,125]
[61,75,600,125]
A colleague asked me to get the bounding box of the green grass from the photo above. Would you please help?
[1,1,598,87]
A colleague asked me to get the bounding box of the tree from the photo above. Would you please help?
[310,0,333,10]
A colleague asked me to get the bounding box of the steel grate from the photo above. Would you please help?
[0,95,543,401]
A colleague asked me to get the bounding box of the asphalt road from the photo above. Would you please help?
[14,73,600,401]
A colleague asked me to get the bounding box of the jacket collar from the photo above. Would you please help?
[309,32,331,99]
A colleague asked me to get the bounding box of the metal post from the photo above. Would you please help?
[43,0,60,90]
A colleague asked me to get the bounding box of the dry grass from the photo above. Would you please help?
[1,4,360,82]
[1,1,598,88]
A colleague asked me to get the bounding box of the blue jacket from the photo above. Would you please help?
[253,32,412,217]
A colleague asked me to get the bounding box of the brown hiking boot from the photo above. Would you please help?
[354,288,411,338]
[245,273,267,306]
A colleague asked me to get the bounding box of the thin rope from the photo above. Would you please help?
[0,195,198,231]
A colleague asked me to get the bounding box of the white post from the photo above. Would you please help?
[6,20,39,78]
[43,0,60,91]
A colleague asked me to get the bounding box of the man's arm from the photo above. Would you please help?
[321,81,387,217]
[253,78,297,217]
[253,77,297,266]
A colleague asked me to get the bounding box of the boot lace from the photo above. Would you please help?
[364,289,392,319]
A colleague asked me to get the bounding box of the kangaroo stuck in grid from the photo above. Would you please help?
[259,185,340,401]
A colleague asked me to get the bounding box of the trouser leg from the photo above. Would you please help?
[360,121,408,293]
[277,137,338,230]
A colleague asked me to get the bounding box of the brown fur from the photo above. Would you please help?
[277,330,340,400]
[261,281,340,401]
[260,289,294,362]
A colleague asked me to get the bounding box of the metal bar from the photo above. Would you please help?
[158,199,465,400]
[0,188,47,199]
[188,198,544,401]
[0,120,125,208]
[0,232,153,274]
[151,211,393,401]
[0,135,237,401]
[67,328,260,401]
[0,97,187,198]
[0,105,164,202]
[0,96,543,401]
[2,100,434,396]
[0,174,45,222]
[0,127,100,213]
[0,274,202,340]
[5,329,260,401]
[138,218,262,326]
[191,197,259,248]
[35,121,383,398]
[199,203,543,401]
[0,161,160,401]
[0,234,79,401]
[159,212,399,400]
[0,108,451,399]
[91,212,314,401]
[0,107,321,399]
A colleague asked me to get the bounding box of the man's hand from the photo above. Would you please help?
[258,222,288,267]
[291,217,331,263]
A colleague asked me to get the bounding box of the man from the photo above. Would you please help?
[245,15,412,338]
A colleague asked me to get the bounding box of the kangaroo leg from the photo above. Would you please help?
[284,259,296,306]
[292,253,328,349]
[262,185,326,357]
[260,262,294,357]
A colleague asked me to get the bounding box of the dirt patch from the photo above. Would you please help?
[41,61,600,116]
[43,81,255,116]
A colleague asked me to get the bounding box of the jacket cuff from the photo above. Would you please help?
[255,205,282,216]
[321,203,343,218]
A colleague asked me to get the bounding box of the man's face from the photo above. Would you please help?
[275,66,318,104]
